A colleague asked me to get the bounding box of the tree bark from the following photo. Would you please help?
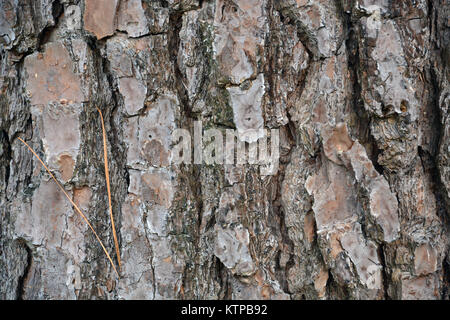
[0,0,448,300]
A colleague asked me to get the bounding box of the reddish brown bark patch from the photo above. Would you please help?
[73,187,92,213]
[24,43,83,105]
[323,123,354,164]
[304,212,316,243]
[57,154,75,182]
[414,244,438,276]
[142,139,170,167]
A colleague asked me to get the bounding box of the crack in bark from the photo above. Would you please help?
[168,11,191,117]
[0,129,11,196]
[338,0,392,298]
[378,244,390,300]
[16,239,33,300]
[36,0,63,51]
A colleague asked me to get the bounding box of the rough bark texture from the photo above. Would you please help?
[0,0,449,300]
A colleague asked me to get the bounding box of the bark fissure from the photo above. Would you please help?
[15,240,33,300]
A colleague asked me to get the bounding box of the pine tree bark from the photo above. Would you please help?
[0,0,448,300]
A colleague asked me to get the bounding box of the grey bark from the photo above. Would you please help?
[0,0,449,300]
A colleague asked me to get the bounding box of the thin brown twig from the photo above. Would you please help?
[18,137,119,277]
[97,108,121,269]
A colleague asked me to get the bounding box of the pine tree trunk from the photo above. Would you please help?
[0,0,448,300]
